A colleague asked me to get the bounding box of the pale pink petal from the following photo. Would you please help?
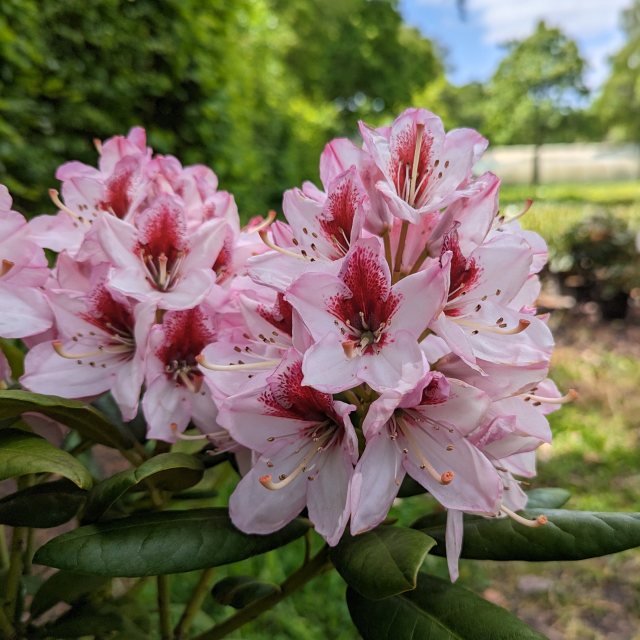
[229,444,308,534]
[21,342,116,398]
[0,284,52,338]
[445,509,464,582]
[350,433,404,534]
[307,446,353,545]
[300,333,361,393]
[142,376,192,441]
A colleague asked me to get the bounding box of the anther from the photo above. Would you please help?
[49,189,86,223]
[0,260,14,277]
[245,209,276,234]
[440,471,454,485]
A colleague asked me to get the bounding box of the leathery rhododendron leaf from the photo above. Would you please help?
[83,452,205,522]
[525,488,571,509]
[34,508,309,576]
[0,389,134,449]
[211,576,281,609]
[0,428,92,489]
[347,571,546,639]
[330,525,436,600]
[414,509,640,561]
[0,480,86,528]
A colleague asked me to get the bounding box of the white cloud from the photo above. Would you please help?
[466,0,630,45]
[414,0,632,87]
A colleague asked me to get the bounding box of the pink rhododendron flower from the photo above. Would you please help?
[350,372,502,536]
[221,350,358,545]
[95,195,227,310]
[22,275,153,421]
[360,108,487,224]
[143,304,219,441]
[286,238,447,393]
[0,186,52,339]
[5,108,570,582]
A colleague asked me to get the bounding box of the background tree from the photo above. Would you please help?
[484,21,588,183]
[0,0,444,217]
[411,76,487,133]
[595,0,640,144]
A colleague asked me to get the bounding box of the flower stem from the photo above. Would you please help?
[3,526,27,624]
[194,546,332,640]
[157,575,172,640]
[382,228,393,270]
[0,526,9,569]
[0,605,14,639]
[393,220,409,282]
[409,242,432,275]
[174,567,216,640]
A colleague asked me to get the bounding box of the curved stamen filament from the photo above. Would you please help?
[455,318,530,335]
[522,389,578,405]
[400,422,454,486]
[501,504,548,528]
[497,199,533,226]
[49,189,88,224]
[196,354,280,371]
[177,370,200,393]
[245,210,277,234]
[408,123,425,207]
[260,432,332,490]
[258,230,306,260]
[170,423,208,440]
[53,340,132,359]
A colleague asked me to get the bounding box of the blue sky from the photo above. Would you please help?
[400,0,632,90]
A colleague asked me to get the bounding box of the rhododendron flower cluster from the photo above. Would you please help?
[3,109,572,581]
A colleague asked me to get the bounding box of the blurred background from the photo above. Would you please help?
[1,1,639,638]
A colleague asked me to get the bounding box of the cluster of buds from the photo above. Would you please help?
[3,109,572,580]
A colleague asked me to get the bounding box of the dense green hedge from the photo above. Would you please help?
[0,0,440,218]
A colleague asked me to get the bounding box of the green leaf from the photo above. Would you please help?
[34,508,309,576]
[0,429,92,489]
[0,389,133,449]
[83,453,205,522]
[39,598,150,639]
[347,571,547,639]
[417,509,640,561]
[0,338,25,378]
[212,576,280,609]
[525,488,571,509]
[31,571,111,618]
[0,480,86,528]
[330,525,436,600]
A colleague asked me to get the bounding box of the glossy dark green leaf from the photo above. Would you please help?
[83,452,205,521]
[31,571,111,618]
[34,508,309,576]
[212,576,280,609]
[525,488,571,509]
[0,429,92,489]
[0,389,133,449]
[417,509,640,561]
[39,598,150,639]
[347,571,546,639]
[0,480,85,527]
[330,525,436,600]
